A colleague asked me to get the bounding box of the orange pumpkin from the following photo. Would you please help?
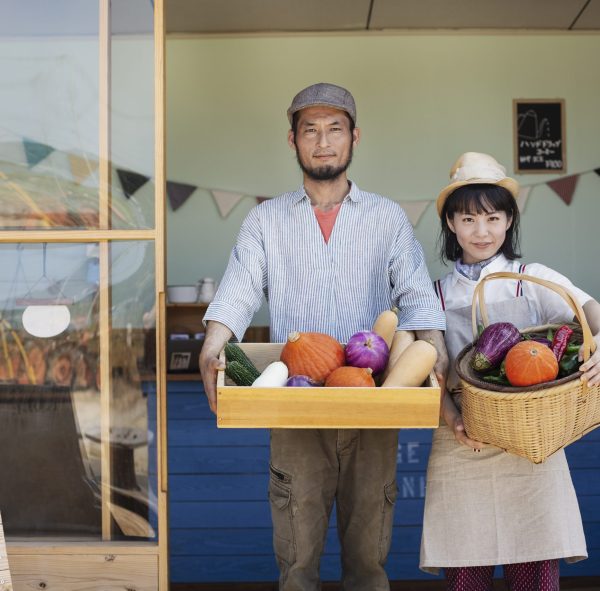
[504,341,559,387]
[325,366,375,388]
[280,331,345,383]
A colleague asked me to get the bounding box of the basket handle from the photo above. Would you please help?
[471,271,596,363]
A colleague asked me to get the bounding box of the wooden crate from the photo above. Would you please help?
[217,343,441,428]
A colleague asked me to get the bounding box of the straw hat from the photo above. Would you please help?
[436,152,519,216]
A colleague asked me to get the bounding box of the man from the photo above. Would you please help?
[200,82,447,590]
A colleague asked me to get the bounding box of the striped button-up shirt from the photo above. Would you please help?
[204,182,446,343]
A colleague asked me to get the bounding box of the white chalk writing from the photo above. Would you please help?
[399,475,426,498]
[397,441,421,464]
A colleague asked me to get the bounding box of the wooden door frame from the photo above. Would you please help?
[154,0,170,587]
[3,0,169,588]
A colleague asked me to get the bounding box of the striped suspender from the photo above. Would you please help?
[516,263,526,296]
[434,279,446,311]
[435,265,525,309]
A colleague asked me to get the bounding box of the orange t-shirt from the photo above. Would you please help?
[313,203,342,243]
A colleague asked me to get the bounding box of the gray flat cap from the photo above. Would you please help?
[287,82,356,125]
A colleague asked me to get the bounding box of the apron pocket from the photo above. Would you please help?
[378,480,398,564]
[269,471,296,568]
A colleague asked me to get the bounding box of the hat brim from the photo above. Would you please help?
[436,177,519,217]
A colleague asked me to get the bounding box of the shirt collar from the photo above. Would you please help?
[449,253,510,287]
[455,252,501,281]
[291,180,361,206]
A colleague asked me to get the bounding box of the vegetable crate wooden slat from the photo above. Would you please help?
[217,343,441,429]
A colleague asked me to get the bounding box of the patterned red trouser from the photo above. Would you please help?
[445,560,559,591]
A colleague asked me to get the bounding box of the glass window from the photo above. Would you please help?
[0,0,155,230]
[0,241,157,540]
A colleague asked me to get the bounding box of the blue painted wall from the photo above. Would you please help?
[162,380,600,583]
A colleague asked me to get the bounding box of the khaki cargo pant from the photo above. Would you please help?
[269,428,399,591]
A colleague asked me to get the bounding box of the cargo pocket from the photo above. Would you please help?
[268,465,296,568]
[378,480,398,564]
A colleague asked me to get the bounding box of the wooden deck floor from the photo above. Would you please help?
[172,577,600,590]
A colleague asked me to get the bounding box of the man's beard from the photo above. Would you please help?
[296,147,353,181]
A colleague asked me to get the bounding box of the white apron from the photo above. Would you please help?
[420,294,587,573]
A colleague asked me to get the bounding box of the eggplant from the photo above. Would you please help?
[286,375,319,387]
[471,322,521,372]
[523,332,568,348]
[529,336,552,347]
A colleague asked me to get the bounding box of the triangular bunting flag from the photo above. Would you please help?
[516,186,532,213]
[116,168,150,199]
[547,174,579,206]
[256,196,270,205]
[401,200,430,227]
[167,180,197,211]
[211,189,245,218]
[68,153,98,184]
[23,138,54,168]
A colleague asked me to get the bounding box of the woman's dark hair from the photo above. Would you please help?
[438,183,522,264]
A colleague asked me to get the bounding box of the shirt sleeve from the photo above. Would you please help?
[388,210,446,331]
[203,207,267,341]
[525,263,593,325]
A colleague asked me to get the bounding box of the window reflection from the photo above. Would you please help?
[0,242,157,540]
[0,0,155,230]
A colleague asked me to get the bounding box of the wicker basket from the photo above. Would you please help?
[456,271,600,464]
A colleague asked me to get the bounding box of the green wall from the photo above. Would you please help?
[166,33,600,325]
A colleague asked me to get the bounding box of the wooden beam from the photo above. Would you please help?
[98,0,113,540]
[0,230,155,243]
[154,0,170,589]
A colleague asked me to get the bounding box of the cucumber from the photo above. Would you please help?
[225,343,272,386]
[225,360,260,386]
[225,343,260,372]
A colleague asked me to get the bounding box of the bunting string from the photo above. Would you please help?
[2,137,599,227]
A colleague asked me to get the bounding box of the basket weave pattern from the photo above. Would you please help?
[456,272,600,464]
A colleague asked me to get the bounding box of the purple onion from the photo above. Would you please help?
[345,330,390,375]
[286,375,319,387]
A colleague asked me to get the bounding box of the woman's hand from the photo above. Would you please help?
[579,333,600,386]
[441,391,485,450]
[580,300,600,386]
[447,412,486,450]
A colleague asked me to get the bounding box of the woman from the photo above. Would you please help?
[420,151,600,590]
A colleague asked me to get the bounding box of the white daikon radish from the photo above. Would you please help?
[251,361,289,387]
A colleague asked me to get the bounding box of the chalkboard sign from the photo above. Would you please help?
[513,99,566,173]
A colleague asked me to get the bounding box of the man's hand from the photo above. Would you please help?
[199,321,233,414]
[414,329,449,388]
